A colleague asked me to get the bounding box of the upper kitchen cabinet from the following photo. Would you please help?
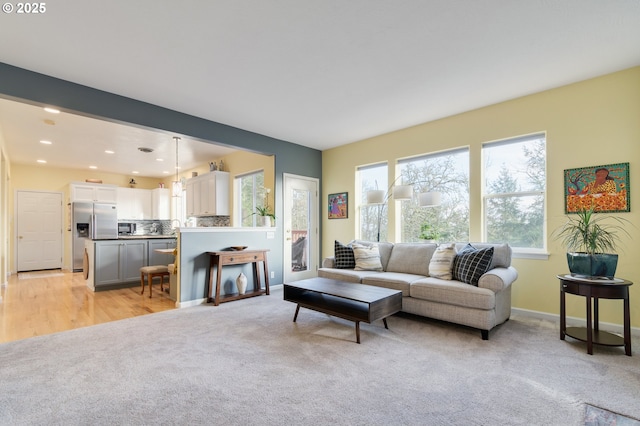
[186,171,230,217]
[151,188,170,220]
[117,187,152,220]
[70,183,118,203]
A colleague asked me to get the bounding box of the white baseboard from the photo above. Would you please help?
[512,307,640,337]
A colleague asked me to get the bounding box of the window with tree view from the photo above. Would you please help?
[483,134,546,250]
[236,170,264,227]
[358,163,388,241]
[399,148,469,243]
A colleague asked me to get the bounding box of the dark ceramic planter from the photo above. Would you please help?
[566,252,618,278]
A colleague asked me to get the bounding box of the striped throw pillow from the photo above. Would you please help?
[429,243,456,280]
[353,244,383,271]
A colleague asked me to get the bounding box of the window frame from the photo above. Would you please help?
[482,133,548,257]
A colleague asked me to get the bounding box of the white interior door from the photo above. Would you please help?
[283,174,319,282]
[16,191,63,272]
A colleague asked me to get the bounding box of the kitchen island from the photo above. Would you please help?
[84,235,176,293]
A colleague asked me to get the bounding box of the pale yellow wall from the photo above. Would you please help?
[322,66,640,328]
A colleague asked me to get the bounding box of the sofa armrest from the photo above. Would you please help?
[478,266,518,292]
[322,256,336,268]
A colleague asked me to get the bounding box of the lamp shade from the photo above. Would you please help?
[418,192,441,207]
[393,185,413,200]
[366,190,386,204]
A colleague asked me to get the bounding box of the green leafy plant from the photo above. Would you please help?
[419,223,440,241]
[554,206,630,255]
[254,206,275,220]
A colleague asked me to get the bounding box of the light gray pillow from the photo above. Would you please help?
[352,244,383,271]
[429,243,456,280]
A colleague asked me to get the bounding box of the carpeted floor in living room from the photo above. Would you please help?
[1,286,639,425]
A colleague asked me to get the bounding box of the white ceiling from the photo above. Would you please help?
[0,97,238,178]
[1,0,639,176]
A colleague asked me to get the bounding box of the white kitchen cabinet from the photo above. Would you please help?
[70,183,117,203]
[117,187,152,220]
[185,171,229,217]
[151,188,171,220]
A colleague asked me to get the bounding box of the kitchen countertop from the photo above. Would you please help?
[116,235,176,240]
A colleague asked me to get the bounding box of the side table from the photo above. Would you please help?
[208,250,270,306]
[558,274,632,356]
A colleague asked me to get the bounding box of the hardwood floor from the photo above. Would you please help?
[0,270,176,343]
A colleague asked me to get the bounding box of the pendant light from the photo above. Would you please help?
[172,136,182,197]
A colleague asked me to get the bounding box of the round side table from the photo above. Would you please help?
[558,274,632,356]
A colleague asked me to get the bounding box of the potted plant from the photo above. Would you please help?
[554,205,630,278]
[419,223,440,243]
[254,188,275,227]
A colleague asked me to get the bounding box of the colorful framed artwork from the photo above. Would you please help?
[564,162,630,213]
[328,192,348,219]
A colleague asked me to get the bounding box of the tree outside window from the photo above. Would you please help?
[236,171,264,227]
[483,134,546,249]
[399,149,469,243]
[357,163,388,241]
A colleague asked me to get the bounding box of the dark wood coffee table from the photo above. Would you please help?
[283,277,402,343]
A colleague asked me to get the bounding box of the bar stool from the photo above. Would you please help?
[140,265,170,298]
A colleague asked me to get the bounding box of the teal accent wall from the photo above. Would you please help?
[0,62,323,286]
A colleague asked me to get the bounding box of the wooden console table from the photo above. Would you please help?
[207,249,270,306]
[558,274,632,356]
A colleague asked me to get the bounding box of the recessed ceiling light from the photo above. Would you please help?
[105,150,115,154]
[44,107,60,114]
[163,171,170,174]
[156,158,164,162]
[132,171,139,174]
[89,166,97,169]
[40,140,52,145]
[37,159,47,164]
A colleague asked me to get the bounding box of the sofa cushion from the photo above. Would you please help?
[452,244,494,286]
[353,244,383,271]
[410,277,495,310]
[318,268,380,283]
[362,272,426,297]
[385,243,437,276]
[334,240,355,269]
[428,243,456,280]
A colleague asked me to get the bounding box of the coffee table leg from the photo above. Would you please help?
[355,321,361,344]
[383,318,389,329]
[293,305,300,322]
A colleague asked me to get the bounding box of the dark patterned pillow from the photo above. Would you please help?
[452,244,494,286]
[334,240,356,269]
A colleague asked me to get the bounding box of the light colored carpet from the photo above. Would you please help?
[1,286,639,425]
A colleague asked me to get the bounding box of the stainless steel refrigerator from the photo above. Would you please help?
[72,202,118,271]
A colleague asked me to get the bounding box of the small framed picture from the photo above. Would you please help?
[328,192,348,219]
[564,162,630,213]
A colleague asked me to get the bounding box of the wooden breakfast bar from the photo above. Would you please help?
[207,249,270,306]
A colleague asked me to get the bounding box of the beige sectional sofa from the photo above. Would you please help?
[318,241,518,340]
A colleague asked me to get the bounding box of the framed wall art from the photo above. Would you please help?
[564,162,630,213]
[328,192,348,219]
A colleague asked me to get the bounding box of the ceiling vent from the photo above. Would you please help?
[138,147,154,153]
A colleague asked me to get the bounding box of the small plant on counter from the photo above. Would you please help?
[253,188,275,222]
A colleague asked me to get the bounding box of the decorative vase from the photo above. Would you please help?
[236,272,247,295]
[567,252,618,278]
[261,216,271,227]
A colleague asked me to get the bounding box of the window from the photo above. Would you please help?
[235,170,264,227]
[483,133,546,250]
[357,163,387,241]
[398,148,470,242]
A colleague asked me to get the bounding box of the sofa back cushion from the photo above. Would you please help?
[455,242,511,269]
[351,240,394,270]
[385,243,437,276]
